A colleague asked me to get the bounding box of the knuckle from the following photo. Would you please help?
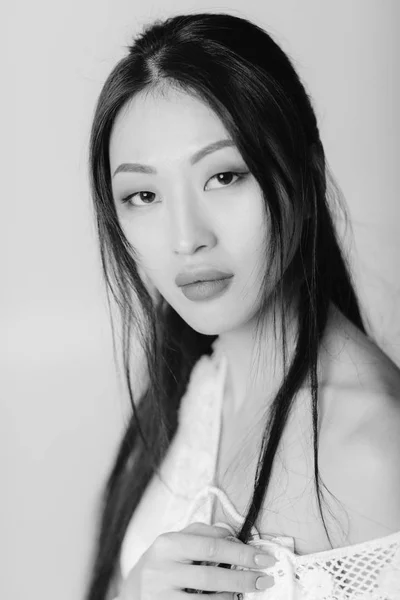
[183,521,207,532]
[237,545,249,566]
[196,566,212,590]
[141,562,154,583]
[140,562,160,592]
[152,532,174,555]
[206,536,219,559]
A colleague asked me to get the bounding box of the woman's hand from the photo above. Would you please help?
[118,522,275,599]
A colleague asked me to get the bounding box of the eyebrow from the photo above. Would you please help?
[112,139,236,178]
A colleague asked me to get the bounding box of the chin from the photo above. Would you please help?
[162,292,249,335]
[180,312,241,337]
[188,323,222,336]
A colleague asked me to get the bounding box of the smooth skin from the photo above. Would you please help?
[118,522,275,599]
[109,83,400,590]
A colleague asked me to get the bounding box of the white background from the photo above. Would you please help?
[3,1,399,599]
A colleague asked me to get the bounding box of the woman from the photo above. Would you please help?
[85,12,400,600]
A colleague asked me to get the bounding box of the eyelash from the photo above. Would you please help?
[120,171,249,208]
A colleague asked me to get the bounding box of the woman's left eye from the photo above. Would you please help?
[205,171,248,190]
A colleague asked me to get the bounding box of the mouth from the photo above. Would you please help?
[175,269,234,287]
[179,276,234,302]
[182,275,232,286]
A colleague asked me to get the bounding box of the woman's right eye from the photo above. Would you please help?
[121,191,157,207]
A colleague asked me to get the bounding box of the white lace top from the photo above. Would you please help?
[116,341,400,599]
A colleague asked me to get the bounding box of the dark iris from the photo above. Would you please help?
[138,191,155,203]
[217,172,235,184]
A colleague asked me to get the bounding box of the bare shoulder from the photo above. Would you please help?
[317,304,400,399]
[316,305,400,545]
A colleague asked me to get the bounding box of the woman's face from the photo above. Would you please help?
[109,86,272,335]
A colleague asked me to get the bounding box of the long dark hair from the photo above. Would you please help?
[85,12,367,599]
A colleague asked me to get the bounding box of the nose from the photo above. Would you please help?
[169,190,217,256]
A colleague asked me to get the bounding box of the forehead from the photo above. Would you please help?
[109,86,228,167]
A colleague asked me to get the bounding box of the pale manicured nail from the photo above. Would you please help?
[255,575,271,591]
[254,553,273,567]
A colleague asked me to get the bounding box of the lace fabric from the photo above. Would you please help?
[117,341,400,599]
[182,484,400,600]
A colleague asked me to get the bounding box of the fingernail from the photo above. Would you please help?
[255,575,271,591]
[254,553,274,567]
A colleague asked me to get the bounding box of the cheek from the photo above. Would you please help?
[122,220,165,267]
[226,202,267,265]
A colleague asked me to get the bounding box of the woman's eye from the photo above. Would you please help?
[121,190,156,207]
[120,171,248,208]
[205,171,247,191]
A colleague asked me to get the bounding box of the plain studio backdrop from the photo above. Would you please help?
[2,1,399,599]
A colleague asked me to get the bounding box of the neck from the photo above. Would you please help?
[216,296,299,415]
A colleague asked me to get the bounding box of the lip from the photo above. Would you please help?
[180,278,233,302]
[175,268,234,287]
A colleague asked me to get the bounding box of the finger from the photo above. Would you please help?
[165,532,276,570]
[182,522,233,538]
[177,592,234,599]
[173,563,274,594]
[183,594,234,599]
